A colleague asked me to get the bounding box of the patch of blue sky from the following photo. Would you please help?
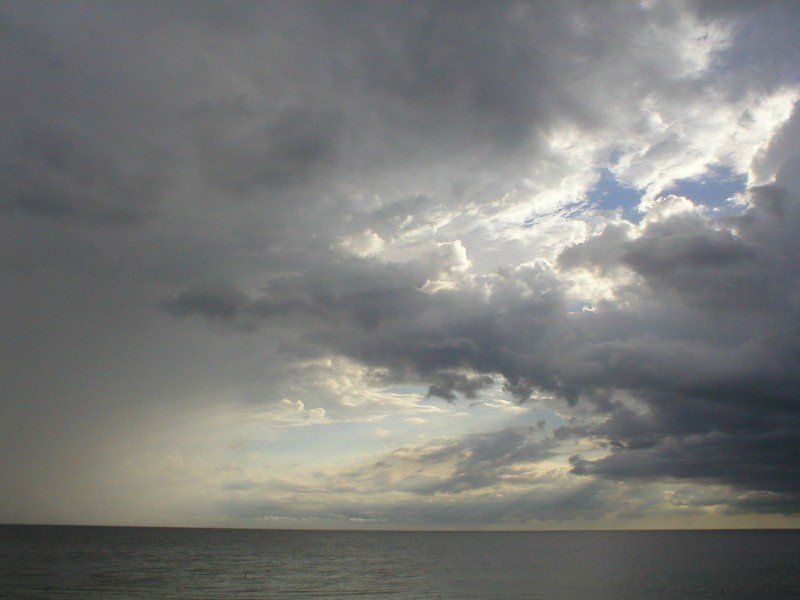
[664,165,747,214]
[521,199,585,229]
[586,168,643,222]
[585,165,748,223]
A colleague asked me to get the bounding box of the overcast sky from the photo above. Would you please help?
[2,0,800,529]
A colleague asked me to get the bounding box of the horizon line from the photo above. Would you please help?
[3,522,799,533]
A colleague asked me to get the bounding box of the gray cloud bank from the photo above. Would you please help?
[170,171,800,507]
[2,0,800,525]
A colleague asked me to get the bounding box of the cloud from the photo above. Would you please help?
[269,399,327,427]
[426,371,495,402]
[216,475,618,527]
[198,108,343,194]
[2,0,800,526]
[338,424,556,496]
[164,148,800,507]
[555,160,800,498]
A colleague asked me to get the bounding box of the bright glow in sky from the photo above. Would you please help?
[2,0,800,530]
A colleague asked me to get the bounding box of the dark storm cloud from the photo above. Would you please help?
[3,0,800,525]
[562,186,800,312]
[162,258,434,332]
[198,108,344,194]
[1,123,166,224]
[570,423,800,494]
[166,256,566,390]
[0,0,757,252]
[556,175,800,497]
[0,4,180,228]
[426,372,495,402]
[171,158,800,503]
[164,283,252,324]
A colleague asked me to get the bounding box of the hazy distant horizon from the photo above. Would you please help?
[4,523,800,532]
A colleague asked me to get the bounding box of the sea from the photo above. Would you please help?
[1,526,799,599]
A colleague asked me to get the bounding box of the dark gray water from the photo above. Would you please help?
[1,526,799,599]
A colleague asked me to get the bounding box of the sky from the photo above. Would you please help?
[2,0,800,530]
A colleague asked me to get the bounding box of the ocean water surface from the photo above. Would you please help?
[1,526,799,599]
